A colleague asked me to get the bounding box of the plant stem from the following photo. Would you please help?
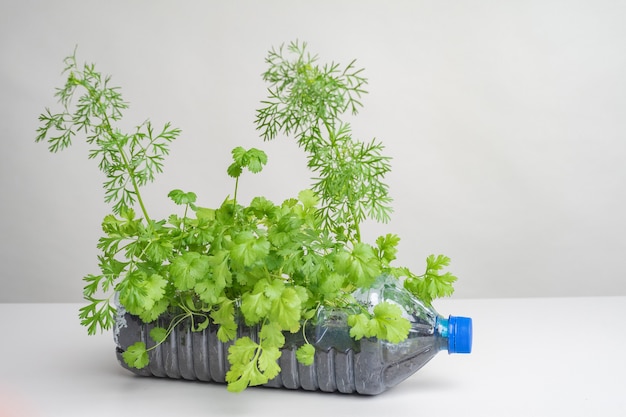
[113,138,152,223]
[323,120,361,244]
[233,176,240,212]
[176,203,190,253]
[80,77,153,223]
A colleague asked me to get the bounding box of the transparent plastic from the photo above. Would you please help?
[114,275,472,395]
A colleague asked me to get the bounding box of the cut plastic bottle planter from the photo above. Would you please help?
[114,276,472,395]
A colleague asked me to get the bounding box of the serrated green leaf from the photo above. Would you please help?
[371,302,410,343]
[257,346,281,379]
[82,273,104,298]
[98,256,128,280]
[259,321,285,347]
[403,255,457,304]
[117,270,165,316]
[208,251,231,286]
[296,343,315,366]
[297,189,318,209]
[169,252,211,291]
[376,233,400,264]
[269,287,302,332]
[79,296,116,335]
[262,278,285,301]
[249,196,277,219]
[293,284,309,306]
[230,146,247,164]
[227,147,268,178]
[226,337,268,392]
[318,273,346,299]
[138,297,169,323]
[145,273,167,303]
[335,243,381,288]
[427,271,457,298]
[211,300,237,342]
[168,189,197,205]
[347,313,372,340]
[122,342,149,369]
[195,280,223,305]
[218,321,237,342]
[143,239,174,263]
[241,289,271,325]
[194,207,215,221]
[230,231,270,267]
[228,336,258,364]
[348,302,410,343]
[227,162,243,178]
[149,326,168,343]
[245,148,268,173]
[226,362,261,393]
[426,254,451,272]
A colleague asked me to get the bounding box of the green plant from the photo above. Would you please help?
[36,41,457,392]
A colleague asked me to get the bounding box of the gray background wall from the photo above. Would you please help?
[1,0,625,302]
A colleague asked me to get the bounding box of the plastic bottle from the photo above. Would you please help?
[114,275,472,395]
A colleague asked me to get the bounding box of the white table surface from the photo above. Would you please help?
[1,297,624,417]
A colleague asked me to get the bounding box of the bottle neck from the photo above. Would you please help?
[436,315,473,354]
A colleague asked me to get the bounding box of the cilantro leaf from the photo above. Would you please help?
[297,189,318,209]
[225,337,267,392]
[122,342,149,369]
[78,296,116,335]
[347,313,372,340]
[296,343,316,366]
[403,254,457,305]
[249,196,277,219]
[194,280,223,305]
[230,231,270,268]
[149,326,168,343]
[138,297,170,323]
[263,278,285,301]
[116,270,166,316]
[211,300,237,342]
[227,147,268,178]
[259,321,285,347]
[257,346,281,380]
[169,252,211,291]
[168,189,197,205]
[376,233,400,265]
[142,238,174,263]
[268,287,302,332]
[334,243,381,288]
[241,281,273,325]
[230,146,247,167]
[245,148,268,173]
[348,302,410,343]
[318,273,346,300]
[228,336,258,364]
[227,162,243,178]
[194,252,230,305]
[209,251,232,286]
[145,274,167,304]
[370,302,410,343]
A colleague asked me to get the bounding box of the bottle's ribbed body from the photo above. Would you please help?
[114,311,442,395]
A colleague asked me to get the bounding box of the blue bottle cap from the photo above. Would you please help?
[448,315,472,354]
